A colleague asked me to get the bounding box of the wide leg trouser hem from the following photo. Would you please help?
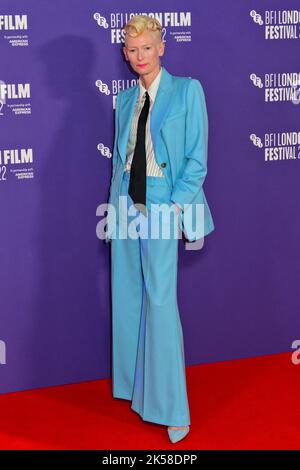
[130,402,191,427]
[112,392,132,401]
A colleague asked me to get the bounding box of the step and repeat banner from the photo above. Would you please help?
[1,1,300,393]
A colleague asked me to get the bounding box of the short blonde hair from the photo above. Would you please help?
[124,15,162,45]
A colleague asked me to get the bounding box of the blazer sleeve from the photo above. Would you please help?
[170,78,208,209]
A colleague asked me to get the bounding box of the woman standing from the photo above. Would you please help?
[106,14,214,444]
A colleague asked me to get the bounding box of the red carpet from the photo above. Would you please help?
[0,352,298,450]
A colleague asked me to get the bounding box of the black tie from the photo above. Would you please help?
[128,90,150,216]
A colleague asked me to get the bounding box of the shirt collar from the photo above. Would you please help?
[138,67,162,104]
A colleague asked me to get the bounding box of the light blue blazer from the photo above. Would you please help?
[106,65,215,242]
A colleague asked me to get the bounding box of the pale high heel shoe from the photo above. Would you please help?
[167,425,190,443]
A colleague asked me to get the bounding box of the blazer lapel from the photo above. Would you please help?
[117,65,175,164]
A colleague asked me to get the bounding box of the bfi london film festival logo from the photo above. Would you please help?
[250,9,300,39]
[93,11,192,45]
[95,75,137,110]
[250,131,300,163]
[0,340,6,365]
[250,72,300,104]
[0,148,34,182]
[0,14,29,47]
[0,80,31,116]
[97,142,112,159]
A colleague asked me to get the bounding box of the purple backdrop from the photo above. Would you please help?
[1,1,300,394]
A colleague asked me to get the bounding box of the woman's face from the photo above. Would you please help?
[123,30,164,77]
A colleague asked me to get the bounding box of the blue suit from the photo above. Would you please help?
[106,65,215,243]
[107,66,214,427]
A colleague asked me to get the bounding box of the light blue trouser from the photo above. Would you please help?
[111,170,191,426]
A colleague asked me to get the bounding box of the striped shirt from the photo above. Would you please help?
[124,67,165,177]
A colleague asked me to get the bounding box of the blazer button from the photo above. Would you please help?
[161,162,167,168]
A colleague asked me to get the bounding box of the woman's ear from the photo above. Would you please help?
[123,46,128,61]
[159,41,165,57]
